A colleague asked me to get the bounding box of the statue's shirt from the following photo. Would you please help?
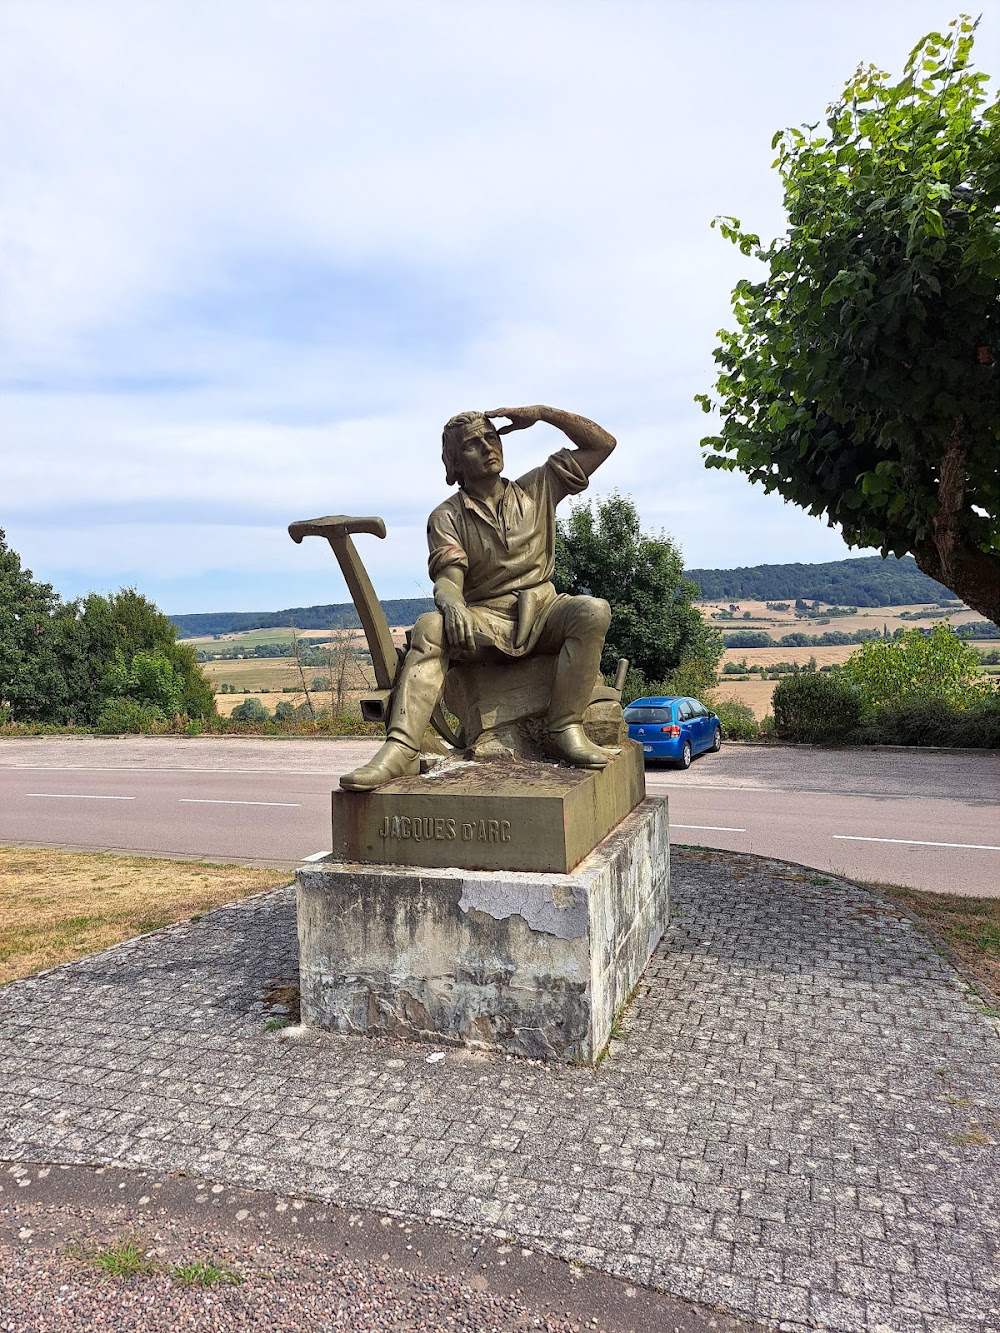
[426,447,589,658]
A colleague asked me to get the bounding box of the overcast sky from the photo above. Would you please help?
[3,2,998,614]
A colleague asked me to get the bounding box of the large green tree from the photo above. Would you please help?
[0,528,215,726]
[698,16,1000,623]
[54,589,216,725]
[554,493,722,684]
[0,530,66,722]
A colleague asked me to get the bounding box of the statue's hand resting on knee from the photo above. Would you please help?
[435,570,477,657]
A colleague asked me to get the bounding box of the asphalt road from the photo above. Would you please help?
[0,736,997,895]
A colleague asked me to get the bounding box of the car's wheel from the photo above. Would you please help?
[676,739,692,770]
[711,725,722,752]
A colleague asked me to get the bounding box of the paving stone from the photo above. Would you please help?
[1,847,998,1332]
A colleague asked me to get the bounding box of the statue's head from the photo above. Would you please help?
[441,411,503,488]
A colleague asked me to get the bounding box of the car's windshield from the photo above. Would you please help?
[624,706,672,723]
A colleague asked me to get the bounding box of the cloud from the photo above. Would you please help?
[2,1,995,610]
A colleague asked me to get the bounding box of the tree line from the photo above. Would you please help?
[170,552,966,644]
[721,622,997,649]
[171,598,434,641]
[685,555,954,607]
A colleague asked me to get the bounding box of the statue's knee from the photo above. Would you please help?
[411,611,446,653]
[593,597,612,632]
[570,596,611,636]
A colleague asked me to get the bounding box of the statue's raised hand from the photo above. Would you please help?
[486,405,545,436]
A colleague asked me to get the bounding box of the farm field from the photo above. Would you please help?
[711,678,779,720]
[721,644,856,670]
[204,656,377,716]
[200,626,383,716]
[698,598,982,637]
[202,657,308,693]
[213,687,373,717]
[184,627,333,650]
[192,605,996,722]
[183,625,411,651]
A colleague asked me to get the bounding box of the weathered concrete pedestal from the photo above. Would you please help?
[296,769,669,1062]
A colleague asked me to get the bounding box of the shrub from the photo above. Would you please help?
[713,697,759,740]
[659,655,719,699]
[771,673,867,744]
[841,624,994,710]
[230,697,271,723]
[853,695,1000,749]
[96,699,164,734]
[951,696,1000,749]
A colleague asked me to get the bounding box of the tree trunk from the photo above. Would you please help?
[913,540,1000,625]
[910,421,1000,625]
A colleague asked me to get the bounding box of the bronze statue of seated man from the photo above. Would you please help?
[341,404,617,792]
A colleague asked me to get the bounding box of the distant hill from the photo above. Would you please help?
[683,555,954,607]
[170,555,959,638]
[171,598,434,640]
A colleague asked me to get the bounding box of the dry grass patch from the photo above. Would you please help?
[866,881,1000,1008]
[201,658,307,692]
[0,848,291,985]
[712,677,778,719]
[202,653,378,699]
[212,686,374,717]
[722,645,858,669]
[213,688,304,716]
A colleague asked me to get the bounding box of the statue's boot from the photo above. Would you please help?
[340,619,448,791]
[543,723,610,769]
[340,739,420,791]
[542,600,612,769]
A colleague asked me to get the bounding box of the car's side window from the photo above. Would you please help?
[691,702,707,718]
[678,701,694,721]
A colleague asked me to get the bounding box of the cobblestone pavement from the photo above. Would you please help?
[1,848,998,1332]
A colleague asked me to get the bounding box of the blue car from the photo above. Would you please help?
[624,695,722,769]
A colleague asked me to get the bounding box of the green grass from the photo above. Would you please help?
[70,1236,154,1279]
[186,627,315,649]
[169,1260,243,1287]
[68,1237,242,1287]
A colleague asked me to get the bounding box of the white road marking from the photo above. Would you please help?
[833,835,1000,852]
[25,792,135,801]
[301,850,330,862]
[178,799,301,807]
[672,823,746,833]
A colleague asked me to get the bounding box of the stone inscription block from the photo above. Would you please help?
[331,742,645,875]
[298,795,669,1063]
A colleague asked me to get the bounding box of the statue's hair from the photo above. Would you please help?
[441,410,495,487]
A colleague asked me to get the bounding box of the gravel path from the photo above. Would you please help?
[0,1226,587,1333]
[2,847,999,1331]
[1,1163,739,1332]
